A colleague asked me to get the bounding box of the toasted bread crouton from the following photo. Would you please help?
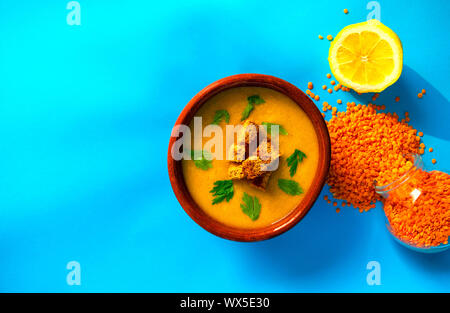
[257,139,281,164]
[238,121,257,144]
[249,173,271,190]
[237,121,266,147]
[227,143,246,162]
[226,121,277,191]
[228,163,245,180]
[242,156,266,180]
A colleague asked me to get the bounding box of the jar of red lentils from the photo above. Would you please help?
[375,154,450,253]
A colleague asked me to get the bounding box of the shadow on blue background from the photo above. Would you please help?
[396,66,450,141]
[352,65,450,141]
[394,243,450,273]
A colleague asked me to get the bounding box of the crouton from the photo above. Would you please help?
[237,121,266,148]
[242,156,266,180]
[228,163,245,180]
[257,139,281,165]
[226,120,279,191]
[237,121,258,144]
[227,143,246,162]
[249,173,271,190]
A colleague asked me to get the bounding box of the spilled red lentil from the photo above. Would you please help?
[326,102,421,211]
[382,169,450,247]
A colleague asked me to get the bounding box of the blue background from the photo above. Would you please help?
[1,0,449,292]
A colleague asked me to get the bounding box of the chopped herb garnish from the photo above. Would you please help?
[278,179,304,196]
[241,103,254,121]
[248,95,265,105]
[240,192,261,221]
[262,122,288,135]
[212,109,230,125]
[241,95,265,121]
[190,150,213,170]
[286,149,307,177]
[210,180,234,205]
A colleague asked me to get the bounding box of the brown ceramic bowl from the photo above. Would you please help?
[168,74,331,242]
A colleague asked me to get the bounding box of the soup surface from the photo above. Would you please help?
[182,87,319,229]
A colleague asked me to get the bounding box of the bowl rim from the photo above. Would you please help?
[167,73,331,242]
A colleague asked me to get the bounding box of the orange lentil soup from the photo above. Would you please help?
[182,87,320,229]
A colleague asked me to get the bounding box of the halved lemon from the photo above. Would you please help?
[328,19,403,93]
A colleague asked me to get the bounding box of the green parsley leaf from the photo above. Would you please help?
[278,179,304,196]
[241,103,254,121]
[248,95,265,105]
[241,95,265,121]
[240,192,261,221]
[210,180,234,205]
[286,149,307,177]
[262,122,288,135]
[190,150,213,170]
[212,109,230,125]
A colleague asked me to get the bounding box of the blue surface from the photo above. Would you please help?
[1,0,449,292]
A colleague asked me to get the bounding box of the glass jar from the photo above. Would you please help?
[375,154,450,253]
